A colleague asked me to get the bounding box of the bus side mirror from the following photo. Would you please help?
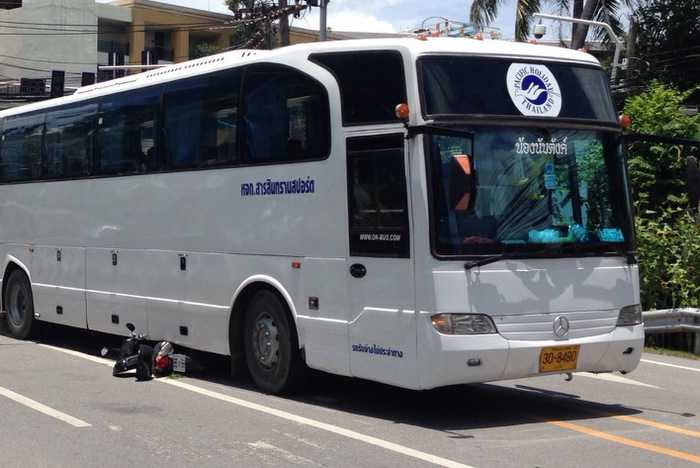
[449,154,476,212]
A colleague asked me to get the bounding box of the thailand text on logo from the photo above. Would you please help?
[506,63,562,117]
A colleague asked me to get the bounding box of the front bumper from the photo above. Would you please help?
[417,319,644,390]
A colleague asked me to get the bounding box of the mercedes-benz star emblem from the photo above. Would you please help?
[553,316,570,338]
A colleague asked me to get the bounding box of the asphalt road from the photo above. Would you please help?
[1,324,699,468]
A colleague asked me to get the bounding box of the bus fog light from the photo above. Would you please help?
[431,314,497,335]
[617,304,642,326]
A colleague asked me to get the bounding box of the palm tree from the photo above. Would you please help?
[469,0,627,48]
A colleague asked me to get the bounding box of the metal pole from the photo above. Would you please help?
[279,0,290,46]
[533,12,624,82]
[319,0,329,41]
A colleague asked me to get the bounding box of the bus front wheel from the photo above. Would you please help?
[243,289,306,394]
[4,269,36,340]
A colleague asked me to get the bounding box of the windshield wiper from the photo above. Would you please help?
[464,254,512,270]
[406,124,474,140]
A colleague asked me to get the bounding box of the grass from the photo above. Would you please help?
[644,346,700,361]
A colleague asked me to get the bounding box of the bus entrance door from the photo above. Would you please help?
[345,133,417,388]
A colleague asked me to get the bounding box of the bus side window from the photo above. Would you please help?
[347,134,410,258]
[200,70,241,167]
[242,64,329,164]
[45,104,97,179]
[0,113,44,182]
[163,69,242,169]
[163,77,206,169]
[96,86,160,175]
[311,51,407,126]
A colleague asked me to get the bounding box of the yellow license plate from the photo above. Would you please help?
[539,345,580,373]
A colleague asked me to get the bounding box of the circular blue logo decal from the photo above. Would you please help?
[506,63,562,117]
[520,75,548,106]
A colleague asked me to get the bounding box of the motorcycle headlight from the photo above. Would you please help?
[431,313,497,335]
[617,304,643,326]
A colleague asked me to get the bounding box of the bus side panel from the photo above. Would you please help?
[31,246,86,328]
[299,257,350,375]
[85,249,148,335]
[145,250,240,356]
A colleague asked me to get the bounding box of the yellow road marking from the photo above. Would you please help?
[548,420,700,465]
[614,415,700,439]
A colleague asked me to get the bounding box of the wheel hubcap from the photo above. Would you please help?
[8,283,27,328]
[252,314,279,369]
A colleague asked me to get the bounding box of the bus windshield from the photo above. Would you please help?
[427,126,634,257]
[419,56,616,122]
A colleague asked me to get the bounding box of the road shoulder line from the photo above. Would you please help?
[0,385,91,428]
[39,343,474,468]
[641,358,700,373]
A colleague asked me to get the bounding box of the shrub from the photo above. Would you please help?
[624,83,700,309]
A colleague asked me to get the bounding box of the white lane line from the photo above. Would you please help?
[575,372,661,389]
[0,385,91,428]
[40,344,474,468]
[641,358,700,373]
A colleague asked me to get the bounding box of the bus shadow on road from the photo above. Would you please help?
[6,322,661,436]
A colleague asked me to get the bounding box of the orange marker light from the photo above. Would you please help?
[619,114,632,129]
[291,261,301,269]
[395,103,410,120]
[474,32,484,40]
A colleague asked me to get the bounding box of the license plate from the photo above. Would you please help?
[171,354,187,373]
[539,345,580,373]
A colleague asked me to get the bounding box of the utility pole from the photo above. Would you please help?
[279,0,290,46]
[625,16,637,82]
[319,0,329,41]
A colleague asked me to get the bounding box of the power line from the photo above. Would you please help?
[0,53,97,66]
[0,61,84,75]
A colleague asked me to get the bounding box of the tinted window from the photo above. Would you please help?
[312,51,407,126]
[163,70,241,169]
[0,113,44,182]
[347,134,409,257]
[45,103,97,178]
[427,126,632,257]
[96,86,160,175]
[243,64,329,163]
[420,56,616,121]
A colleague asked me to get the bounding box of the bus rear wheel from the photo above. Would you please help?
[4,269,36,340]
[243,289,306,394]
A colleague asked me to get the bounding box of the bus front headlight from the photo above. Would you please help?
[617,304,643,326]
[431,314,497,335]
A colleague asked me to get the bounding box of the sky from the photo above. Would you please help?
[99,0,578,40]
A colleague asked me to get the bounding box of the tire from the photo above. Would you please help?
[4,269,36,340]
[243,289,306,394]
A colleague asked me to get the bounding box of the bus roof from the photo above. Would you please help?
[0,37,600,119]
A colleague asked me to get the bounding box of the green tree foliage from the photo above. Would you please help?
[624,83,699,212]
[469,0,626,44]
[623,83,700,309]
[636,211,700,309]
[225,0,267,48]
[631,0,700,100]
[190,42,221,59]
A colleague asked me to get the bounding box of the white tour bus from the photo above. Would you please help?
[0,38,643,394]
